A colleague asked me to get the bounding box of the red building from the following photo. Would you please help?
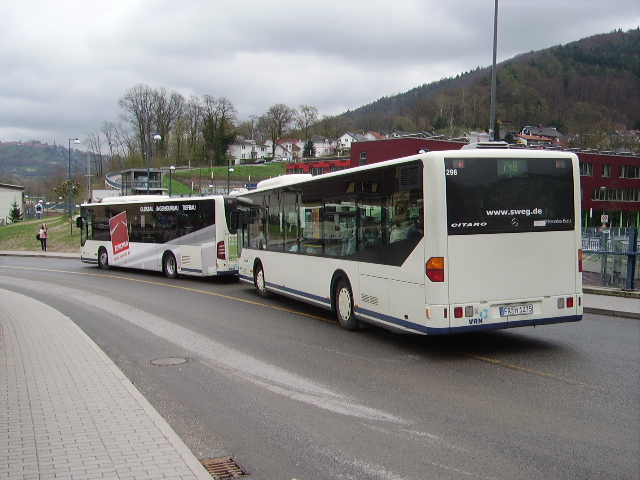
[577,151,640,229]
[287,137,640,228]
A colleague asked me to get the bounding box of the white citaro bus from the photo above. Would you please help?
[235,148,583,334]
[78,195,238,278]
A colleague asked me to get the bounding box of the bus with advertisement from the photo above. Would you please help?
[78,195,238,278]
[234,147,583,334]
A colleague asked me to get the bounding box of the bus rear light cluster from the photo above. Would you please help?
[426,257,445,282]
[578,249,583,272]
[217,241,226,259]
[557,297,575,309]
[453,306,475,318]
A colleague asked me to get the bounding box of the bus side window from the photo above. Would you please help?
[267,208,284,251]
[283,192,299,253]
[247,209,266,250]
[300,204,322,254]
[358,199,383,250]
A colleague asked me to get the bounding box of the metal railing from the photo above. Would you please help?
[582,228,638,290]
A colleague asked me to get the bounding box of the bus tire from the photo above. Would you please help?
[163,252,178,279]
[254,262,272,298]
[98,247,110,270]
[335,278,358,331]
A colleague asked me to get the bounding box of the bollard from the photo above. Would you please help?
[625,228,637,291]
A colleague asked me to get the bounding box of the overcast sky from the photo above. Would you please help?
[1,0,638,147]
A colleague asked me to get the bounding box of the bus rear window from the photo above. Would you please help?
[445,157,575,235]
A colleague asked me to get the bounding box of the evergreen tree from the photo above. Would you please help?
[303,138,316,158]
[212,113,237,166]
[9,200,23,223]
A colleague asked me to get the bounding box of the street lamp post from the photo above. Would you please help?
[146,133,162,194]
[169,165,175,197]
[86,152,93,203]
[489,0,499,141]
[227,167,234,194]
[68,137,80,216]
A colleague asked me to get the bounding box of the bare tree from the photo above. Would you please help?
[154,87,185,157]
[119,84,156,159]
[118,84,185,164]
[259,103,297,156]
[297,104,319,139]
[237,115,259,142]
[101,121,130,170]
[183,95,204,166]
[85,132,105,179]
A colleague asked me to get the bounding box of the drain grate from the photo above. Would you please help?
[201,457,248,479]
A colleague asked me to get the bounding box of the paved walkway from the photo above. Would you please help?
[0,288,211,479]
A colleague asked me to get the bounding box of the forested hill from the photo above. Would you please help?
[0,141,83,182]
[341,28,640,135]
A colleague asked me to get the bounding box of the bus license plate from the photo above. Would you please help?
[500,304,533,317]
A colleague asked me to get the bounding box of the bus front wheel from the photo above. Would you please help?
[98,247,110,270]
[335,278,358,331]
[163,252,178,279]
[254,262,272,298]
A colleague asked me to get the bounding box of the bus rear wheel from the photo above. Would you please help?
[98,247,110,270]
[335,278,358,331]
[254,262,272,298]
[163,252,178,279]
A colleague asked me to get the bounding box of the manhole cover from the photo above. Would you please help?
[149,357,191,366]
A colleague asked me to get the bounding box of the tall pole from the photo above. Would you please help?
[147,133,161,195]
[86,152,92,203]
[489,0,499,142]
[68,137,79,216]
[146,133,152,195]
[169,165,175,197]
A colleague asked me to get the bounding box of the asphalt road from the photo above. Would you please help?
[1,256,638,480]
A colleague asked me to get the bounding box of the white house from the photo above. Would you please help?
[465,131,491,143]
[228,139,270,165]
[364,131,386,141]
[337,132,367,154]
[0,183,25,224]
[272,139,300,160]
[308,136,337,157]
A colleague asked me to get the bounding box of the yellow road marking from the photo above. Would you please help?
[449,349,602,390]
[1,266,598,387]
[0,265,336,323]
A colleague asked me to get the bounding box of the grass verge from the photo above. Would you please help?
[0,216,81,253]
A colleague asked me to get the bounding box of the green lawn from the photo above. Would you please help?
[0,216,80,253]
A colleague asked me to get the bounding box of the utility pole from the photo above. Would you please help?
[489,0,499,141]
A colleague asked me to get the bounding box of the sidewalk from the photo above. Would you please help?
[0,288,212,479]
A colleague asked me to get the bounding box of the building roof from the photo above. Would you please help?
[521,125,565,140]
[0,183,25,190]
[516,134,553,142]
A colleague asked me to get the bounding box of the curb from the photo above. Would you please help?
[0,251,79,259]
[584,307,640,320]
[583,286,640,299]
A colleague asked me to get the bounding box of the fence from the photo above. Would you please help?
[582,228,639,290]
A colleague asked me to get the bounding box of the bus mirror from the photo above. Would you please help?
[76,217,84,228]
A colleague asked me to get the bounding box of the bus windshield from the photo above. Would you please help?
[445,156,575,235]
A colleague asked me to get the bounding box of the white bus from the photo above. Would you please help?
[78,195,238,278]
[235,148,583,334]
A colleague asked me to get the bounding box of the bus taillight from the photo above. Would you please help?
[217,241,226,259]
[578,249,583,272]
[426,257,445,282]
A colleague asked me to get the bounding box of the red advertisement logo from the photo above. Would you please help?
[109,211,130,259]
